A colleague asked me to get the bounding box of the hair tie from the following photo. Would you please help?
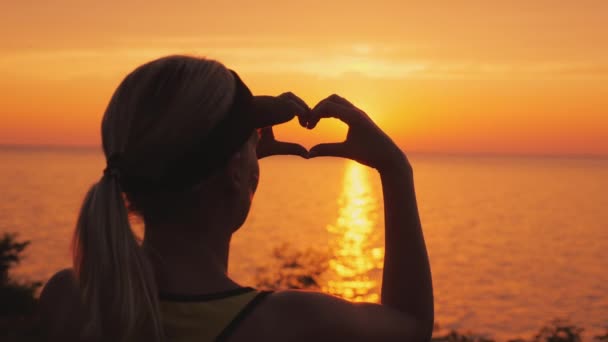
[103,154,123,179]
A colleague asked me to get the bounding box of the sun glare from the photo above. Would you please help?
[323,161,384,302]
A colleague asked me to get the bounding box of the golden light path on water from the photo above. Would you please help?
[323,161,385,303]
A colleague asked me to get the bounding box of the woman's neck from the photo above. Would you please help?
[142,220,241,295]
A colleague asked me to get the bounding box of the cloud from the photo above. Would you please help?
[1,38,607,81]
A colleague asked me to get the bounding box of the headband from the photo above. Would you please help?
[104,70,261,194]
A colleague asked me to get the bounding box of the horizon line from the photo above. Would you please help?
[1,143,607,160]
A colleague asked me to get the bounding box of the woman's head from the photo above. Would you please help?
[73,55,260,341]
[102,55,259,226]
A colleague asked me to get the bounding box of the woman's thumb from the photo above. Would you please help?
[308,143,348,158]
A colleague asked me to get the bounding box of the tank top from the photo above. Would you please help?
[159,287,272,342]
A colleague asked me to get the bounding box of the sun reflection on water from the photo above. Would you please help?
[323,161,384,302]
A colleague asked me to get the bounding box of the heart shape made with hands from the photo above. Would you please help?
[256,118,346,159]
[254,92,402,173]
[255,94,350,160]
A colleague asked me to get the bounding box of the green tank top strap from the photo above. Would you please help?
[158,287,273,342]
[215,290,273,341]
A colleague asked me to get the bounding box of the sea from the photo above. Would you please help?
[1,145,607,341]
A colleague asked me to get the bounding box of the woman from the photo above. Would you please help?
[39,55,434,341]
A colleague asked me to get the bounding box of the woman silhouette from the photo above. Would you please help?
[39,55,433,341]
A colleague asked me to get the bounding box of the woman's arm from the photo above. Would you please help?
[380,160,434,338]
[307,94,434,340]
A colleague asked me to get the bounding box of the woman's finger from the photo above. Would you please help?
[327,94,355,107]
[253,95,307,127]
[308,142,349,159]
[279,92,310,113]
[259,126,275,140]
[273,142,309,158]
[279,92,311,128]
[258,141,308,159]
[257,126,309,159]
[308,98,359,129]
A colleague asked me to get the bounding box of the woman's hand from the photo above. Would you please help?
[254,92,310,159]
[256,126,308,159]
[307,94,410,173]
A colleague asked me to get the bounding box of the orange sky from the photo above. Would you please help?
[1,1,607,155]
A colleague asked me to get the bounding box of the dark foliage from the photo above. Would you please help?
[431,330,494,342]
[254,243,328,290]
[430,320,594,342]
[595,329,608,341]
[0,233,42,316]
[533,320,583,342]
[0,233,42,341]
[0,233,31,284]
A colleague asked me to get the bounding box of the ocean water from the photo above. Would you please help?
[1,146,607,340]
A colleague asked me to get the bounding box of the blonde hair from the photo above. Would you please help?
[72,55,236,341]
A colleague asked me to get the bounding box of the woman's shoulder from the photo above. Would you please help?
[228,290,361,341]
[224,289,321,341]
[43,267,77,286]
[40,268,80,304]
[39,268,84,340]
[229,289,420,341]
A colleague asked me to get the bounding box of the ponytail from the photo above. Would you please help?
[70,55,237,341]
[72,176,163,341]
